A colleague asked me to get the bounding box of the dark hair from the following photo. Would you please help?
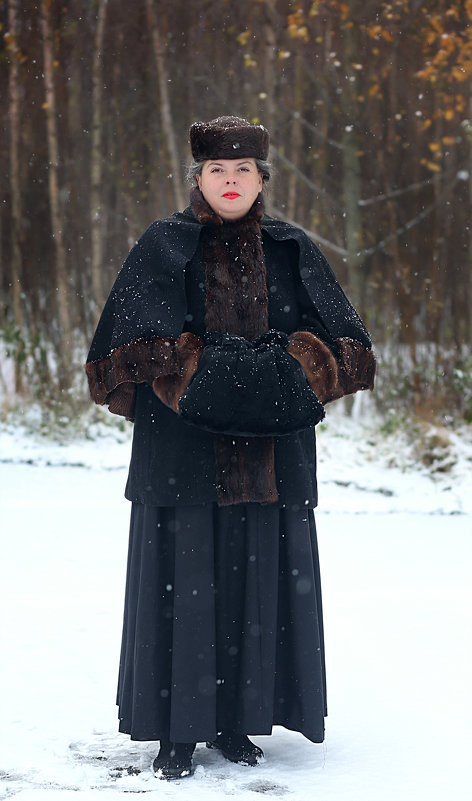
[186,158,271,186]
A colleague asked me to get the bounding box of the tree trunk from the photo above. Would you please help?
[342,125,363,301]
[340,23,363,307]
[7,0,24,347]
[40,0,73,388]
[145,0,186,211]
[90,0,107,320]
[287,54,303,221]
[262,0,277,132]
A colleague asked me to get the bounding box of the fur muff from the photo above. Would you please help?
[189,116,269,162]
[152,332,205,413]
[178,331,325,436]
[287,331,339,404]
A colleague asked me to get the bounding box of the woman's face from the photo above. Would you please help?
[197,158,263,221]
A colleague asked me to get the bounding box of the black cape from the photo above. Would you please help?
[87,208,371,366]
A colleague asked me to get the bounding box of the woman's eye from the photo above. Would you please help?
[239,167,249,172]
[210,167,222,173]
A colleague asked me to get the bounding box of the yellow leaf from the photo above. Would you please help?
[428,142,441,152]
[243,53,257,68]
[442,136,456,145]
[42,102,50,110]
[368,25,382,38]
[236,30,251,46]
[453,66,469,81]
[425,161,441,172]
[444,109,454,120]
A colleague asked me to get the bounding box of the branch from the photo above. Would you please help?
[281,103,344,150]
[360,173,460,257]
[271,173,460,260]
[269,145,342,210]
[269,206,349,257]
[358,172,449,206]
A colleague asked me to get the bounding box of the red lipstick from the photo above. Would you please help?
[223,192,241,198]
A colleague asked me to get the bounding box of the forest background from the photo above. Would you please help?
[1,0,472,432]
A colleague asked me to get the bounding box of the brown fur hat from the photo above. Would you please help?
[189,116,269,161]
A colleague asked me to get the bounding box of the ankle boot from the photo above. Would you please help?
[153,740,196,779]
[206,732,263,766]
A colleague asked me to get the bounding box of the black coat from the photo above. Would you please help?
[86,206,373,508]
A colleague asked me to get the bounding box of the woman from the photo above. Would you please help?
[85,116,375,780]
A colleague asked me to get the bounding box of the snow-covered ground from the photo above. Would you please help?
[1,414,471,800]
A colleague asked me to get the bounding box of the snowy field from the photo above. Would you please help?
[1,414,471,801]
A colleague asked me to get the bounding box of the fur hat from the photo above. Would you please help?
[189,116,269,161]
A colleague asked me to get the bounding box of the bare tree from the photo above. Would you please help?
[40,0,73,387]
[145,0,186,211]
[7,0,23,337]
[90,0,107,318]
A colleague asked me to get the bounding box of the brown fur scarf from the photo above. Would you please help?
[190,187,278,506]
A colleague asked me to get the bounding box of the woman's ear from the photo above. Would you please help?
[196,174,201,188]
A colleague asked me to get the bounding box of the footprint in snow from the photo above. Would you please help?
[243,780,289,795]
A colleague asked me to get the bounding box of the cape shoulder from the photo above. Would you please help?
[262,214,372,348]
[139,208,371,348]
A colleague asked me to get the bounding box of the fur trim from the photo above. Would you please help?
[189,116,269,161]
[152,332,205,413]
[214,435,278,506]
[287,331,376,404]
[190,186,277,505]
[287,331,339,404]
[85,335,180,406]
[202,218,268,341]
[105,382,137,422]
[190,187,266,340]
[331,337,376,400]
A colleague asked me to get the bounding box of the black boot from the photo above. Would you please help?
[152,740,196,779]
[206,732,264,766]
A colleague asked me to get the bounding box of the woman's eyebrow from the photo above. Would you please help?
[208,160,252,167]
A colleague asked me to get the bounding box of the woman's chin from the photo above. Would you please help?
[216,202,250,221]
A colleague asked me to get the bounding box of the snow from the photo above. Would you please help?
[1,414,471,800]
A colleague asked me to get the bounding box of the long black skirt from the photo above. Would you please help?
[117,502,327,744]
